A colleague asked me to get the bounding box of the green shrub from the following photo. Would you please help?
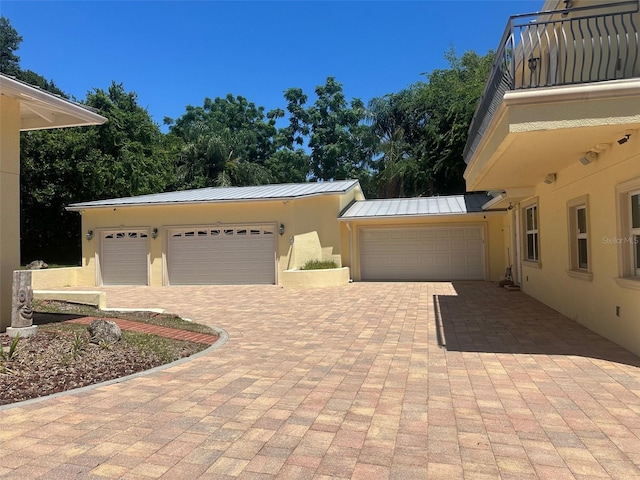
[300,259,339,270]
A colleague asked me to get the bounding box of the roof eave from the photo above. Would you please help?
[0,74,107,130]
[338,210,506,221]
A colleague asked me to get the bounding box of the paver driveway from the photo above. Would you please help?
[2,282,640,479]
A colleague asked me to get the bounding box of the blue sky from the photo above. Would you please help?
[2,1,543,130]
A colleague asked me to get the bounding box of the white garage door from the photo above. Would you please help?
[360,226,485,281]
[168,225,276,285]
[101,230,149,285]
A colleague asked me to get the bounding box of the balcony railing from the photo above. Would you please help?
[464,1,639,164]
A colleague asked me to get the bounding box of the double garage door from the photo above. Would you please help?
[360,226,485,281]
[168,225,276,285]
[100,225,276,285]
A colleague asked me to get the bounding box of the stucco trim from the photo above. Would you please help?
[503,78,640,107]
[613,277,640,291]
[566,270,593,282]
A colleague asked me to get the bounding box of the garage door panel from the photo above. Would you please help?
[360,226,485,281]
[168,225,275,285]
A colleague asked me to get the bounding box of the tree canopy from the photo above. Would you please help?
[1,15,492,263]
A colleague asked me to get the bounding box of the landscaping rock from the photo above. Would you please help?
[87,319,122,344]
[26,260,48,270]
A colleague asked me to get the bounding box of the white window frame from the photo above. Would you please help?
[615,178,640,290]
[630,191,640,276]
[566,195,592,281]
[522,199,540,266]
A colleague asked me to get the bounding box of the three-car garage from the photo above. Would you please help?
[69,182,502,287]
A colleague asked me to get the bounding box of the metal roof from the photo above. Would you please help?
[67,180,362,210]
[339,193,495,219]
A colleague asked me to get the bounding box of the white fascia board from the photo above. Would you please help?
[337,211,506,222]
[0,74,107,130]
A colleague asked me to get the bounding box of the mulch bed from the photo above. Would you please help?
[0,316,213,406]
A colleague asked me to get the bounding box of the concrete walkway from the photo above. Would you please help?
[2,282,640,479]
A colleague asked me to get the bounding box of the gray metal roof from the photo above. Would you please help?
[67,180,362,210]
[339,193,495,219]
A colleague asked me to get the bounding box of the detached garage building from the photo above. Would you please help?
[57,180,507,288]
[340,195,506,282]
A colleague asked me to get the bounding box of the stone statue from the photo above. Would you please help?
[11,271,33,328]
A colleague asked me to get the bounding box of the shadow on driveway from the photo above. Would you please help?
[433,281,640,367]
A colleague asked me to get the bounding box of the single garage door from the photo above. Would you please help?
[360,226,485,281]
[168,225,276,285]
[101,230,149,285]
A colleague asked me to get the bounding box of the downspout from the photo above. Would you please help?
[346,222,354,283]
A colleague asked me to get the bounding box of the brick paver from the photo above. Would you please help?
[2,282,640,479]
[64,316,220,345]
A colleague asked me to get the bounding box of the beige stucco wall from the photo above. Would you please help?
[74,192,352,286]
[342,213,507,282]
[281,267,350,288]
[0,96,21,331]
[516,133,640,355]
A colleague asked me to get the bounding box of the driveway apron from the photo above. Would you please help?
[1,282,640,479]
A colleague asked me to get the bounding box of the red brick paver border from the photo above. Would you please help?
[65,316,219,345]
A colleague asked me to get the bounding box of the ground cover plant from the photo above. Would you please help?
[0,301,218,406]
[300,259,339,270]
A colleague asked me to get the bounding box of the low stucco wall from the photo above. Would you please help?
[30,267,87,289]
[33,290,107,310]
[281,267,350,288]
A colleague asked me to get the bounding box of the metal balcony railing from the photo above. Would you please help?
[464,1,639,164]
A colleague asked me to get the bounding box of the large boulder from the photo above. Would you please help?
[25,260,48,270]
[87,319,122,344]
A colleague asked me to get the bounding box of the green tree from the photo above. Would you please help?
[0,16,22,76]
[418,49,494,194]
[306,77,374,181]
[167,94,279,188]
[20,82,175,263]
[369,49,493,197]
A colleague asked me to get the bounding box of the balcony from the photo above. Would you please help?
[464,1,640,167]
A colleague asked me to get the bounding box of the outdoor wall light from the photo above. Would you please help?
[580,151,598,165]
[86,230,94,241]
[151,228,158,239]
[543,173,557,184]
[279,224,285,236]
[618,133,631,145]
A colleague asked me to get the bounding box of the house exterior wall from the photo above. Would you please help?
[0,96,21,331]
[72,192,351,286]
[342,213,506,282]
[516,133,640,355]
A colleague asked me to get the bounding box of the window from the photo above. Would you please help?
[567,196,591,280]
[615,178,640,290]
[631,192,640,276]
[576,207,588,269]
[524,204,539,262]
